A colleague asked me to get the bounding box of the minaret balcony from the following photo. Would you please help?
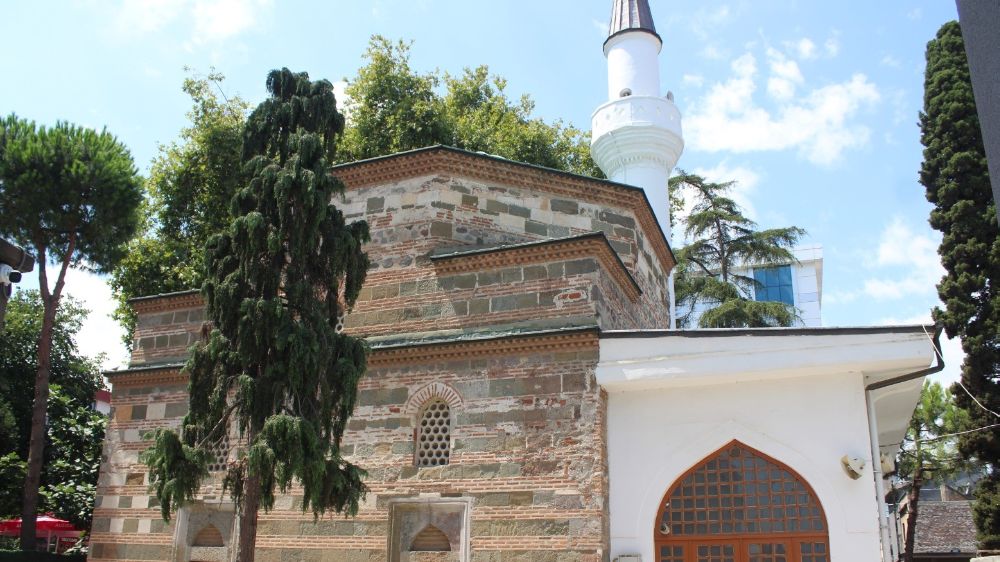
[591,94,682,143]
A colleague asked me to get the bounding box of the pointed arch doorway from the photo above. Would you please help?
[654,441,830,562]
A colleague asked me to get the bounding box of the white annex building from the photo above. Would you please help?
[591,2,938,562]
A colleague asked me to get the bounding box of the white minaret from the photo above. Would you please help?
[591,0,684,241]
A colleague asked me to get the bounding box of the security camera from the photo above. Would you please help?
[841,455,866,480]
[658,522,670,535]
[0,264,20,285]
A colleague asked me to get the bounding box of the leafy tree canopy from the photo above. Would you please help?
[920,20,1000,549]
[670,171,805,328]
[110,70,250,345]
[338,36,601,176]
[0,291,107,531]
[142,68,370,562]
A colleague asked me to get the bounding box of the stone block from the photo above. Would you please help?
[130,405,147,421]
[367,197,385,213]
[165,401,188,418]
[525,220,547,236]
[551,199,579,214]
[508,204,530,218]
[500,267,523,283]
[489,375,561,397]
[358,387,409,406]
[430,221,453,238]
[523,265,547,281]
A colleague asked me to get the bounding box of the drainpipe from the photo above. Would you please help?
[668,269,677,330]
[864,326,944,562]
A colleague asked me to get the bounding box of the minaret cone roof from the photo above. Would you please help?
[605,0,661,46]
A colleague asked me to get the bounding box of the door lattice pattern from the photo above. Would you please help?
[655,442,830,562]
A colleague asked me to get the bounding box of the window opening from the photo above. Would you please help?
[206,432,230,473]
[753,266,793,306]
[655,442,829,562]
[415,399,451,467]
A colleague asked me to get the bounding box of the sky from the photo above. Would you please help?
[1,0,963,382]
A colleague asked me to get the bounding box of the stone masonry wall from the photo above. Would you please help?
[340,173,669,333]
[92,154,672,561]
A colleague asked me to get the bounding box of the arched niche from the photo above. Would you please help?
[654,441,830,562]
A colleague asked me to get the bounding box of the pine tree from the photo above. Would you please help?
[897,381,972,562]
[142,68,370,562]
[0,116,142,550]
[671,171,805,328]
[920,21,1000,549]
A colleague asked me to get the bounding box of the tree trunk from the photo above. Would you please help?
[902,446,924,562]
[232,473,261,562]
[0,285,8,332]
[20,297,58,551]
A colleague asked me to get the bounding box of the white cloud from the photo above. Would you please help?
[880,55,901,68]
[861,218,944,300]
[765,48,804,101]
[700,44,729,61]
[691,5,732,40]
[824,36,841,58]
[683,74,705,88]
[686,50,880,165]
[112,0,270,45]
[785,38,817,60]
[592,18,608,38]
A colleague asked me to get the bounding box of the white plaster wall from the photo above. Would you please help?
[605,371,880,562]
[605,32,662,99]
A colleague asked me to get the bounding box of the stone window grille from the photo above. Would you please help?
[206,433,230,473]
[415,399,451,467]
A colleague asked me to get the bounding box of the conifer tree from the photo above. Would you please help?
[142,68,370,561]
[671,171,805,328]
[920,20,1000,549]
[0,116,142,550]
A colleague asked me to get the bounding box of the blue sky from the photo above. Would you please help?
[1,0,962,381]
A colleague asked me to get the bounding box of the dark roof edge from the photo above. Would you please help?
[368,324,599,352]
[429,232,642,297]
[601,325,933,339]
[127,289,200,304]
[331,145,677,268]
[603,27,662,50]
[104,362,185,377]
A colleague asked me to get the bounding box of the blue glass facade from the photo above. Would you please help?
[753,265,794,306]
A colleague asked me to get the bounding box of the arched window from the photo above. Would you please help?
[655,442,829,562]
[415,399,451,467]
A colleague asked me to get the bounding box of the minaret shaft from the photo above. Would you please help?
[591,0,683,241]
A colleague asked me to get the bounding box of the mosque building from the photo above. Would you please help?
[91,1,939,561]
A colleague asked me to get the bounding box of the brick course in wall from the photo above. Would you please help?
[93,147,672,562]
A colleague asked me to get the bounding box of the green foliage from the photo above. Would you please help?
[338,36,602,177]
[142,69,370,533]
[0,116,143,272]
[920,20,1000,549]
[40,388,107,530]
[0,454,25,517]
[0,291,106,530]
[897,381,975,560]
[898,381,971,481]
[110,70,250,346]
[670,171,805,328]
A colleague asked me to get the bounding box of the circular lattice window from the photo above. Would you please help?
[416,400,451,467]
[206,433,231,473]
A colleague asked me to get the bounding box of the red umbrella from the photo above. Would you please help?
[0,514,79,536]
